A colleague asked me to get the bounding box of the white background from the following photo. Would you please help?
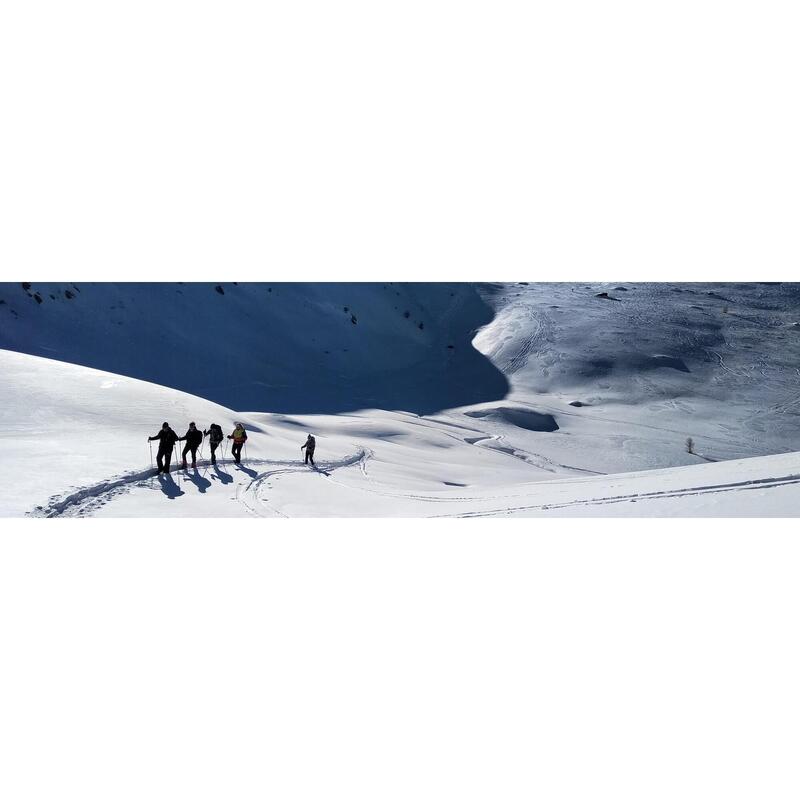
[1,1,799,797]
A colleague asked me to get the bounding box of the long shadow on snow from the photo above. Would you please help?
[185,468,212,493]
[158,473,185,499]
[210,464,234,484]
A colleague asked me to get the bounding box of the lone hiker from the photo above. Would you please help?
[148,422,179,474]
[204,423,224,464]
[301,434,316,466]
[228,423,247,463]
[179,422,203,468]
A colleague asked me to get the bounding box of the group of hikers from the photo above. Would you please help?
[147,422,316,474]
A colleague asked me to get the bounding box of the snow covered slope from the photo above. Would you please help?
[2,281,798,516]
[0,349,549,518]
[2,350,798,517]
[0,282,508,414]
[467,282,800,474]
[2,282,798,480]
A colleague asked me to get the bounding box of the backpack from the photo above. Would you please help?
[209,424,223,443]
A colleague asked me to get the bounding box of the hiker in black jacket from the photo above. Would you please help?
[301,434,316,466]
[148,422,179,473]
[203,423,224,464]
[179,422,203,468]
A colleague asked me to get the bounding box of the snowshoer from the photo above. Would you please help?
[179,422,203,468]
[204,423,224,464]
[148,422,179,473]
[301,434,316,466]
[228,423,247,463]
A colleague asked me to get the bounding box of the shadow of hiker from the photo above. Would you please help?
[235,463,258,479]
[158,473,185,499]
[210,464,234,485]
[186,468,212,493]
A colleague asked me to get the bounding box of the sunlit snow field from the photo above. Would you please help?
[1,282,798,517]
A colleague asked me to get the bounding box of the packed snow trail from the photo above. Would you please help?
[30,450,370,518]
[29,447,800,518]
[236,450,370,518]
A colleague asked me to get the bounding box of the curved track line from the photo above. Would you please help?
[239,449,371,517]
[29,450,369,518]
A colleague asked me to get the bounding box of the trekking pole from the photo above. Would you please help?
[149,440,154,469]
[244,441,249,464]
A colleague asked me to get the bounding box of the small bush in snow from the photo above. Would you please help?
[686,437,694,454]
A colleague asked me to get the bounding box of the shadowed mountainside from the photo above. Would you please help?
[0,282,509,414]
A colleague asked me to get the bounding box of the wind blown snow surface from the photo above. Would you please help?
[1,282,799,517]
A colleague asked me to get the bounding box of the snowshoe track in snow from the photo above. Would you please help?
[29,450,370,518]
[236,449,371,518]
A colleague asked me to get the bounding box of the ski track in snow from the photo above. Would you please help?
[237,449,371,518]
[29,450,370,518]
[445,472,800,517]
[463,432,603,476]
[504,307,551,374]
